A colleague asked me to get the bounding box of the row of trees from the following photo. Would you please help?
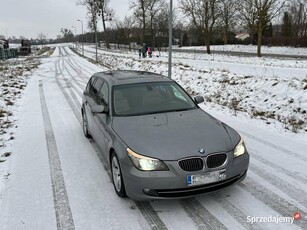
[281,0,307,46]
[71,0,306,57]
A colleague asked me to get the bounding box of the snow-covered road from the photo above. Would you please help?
[0,46,306,230]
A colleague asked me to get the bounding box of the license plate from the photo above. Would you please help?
[187,170,226,186]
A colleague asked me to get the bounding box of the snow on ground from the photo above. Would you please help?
[0,44,307,229]
[0,46,56,194]
[77,45,307,133]
[85,45,307,70]
[0,58,40,192]
[180,44,307,56]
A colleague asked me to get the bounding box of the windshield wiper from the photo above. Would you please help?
[145,108,193,115]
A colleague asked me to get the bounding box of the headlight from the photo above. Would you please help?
[234,137,246,157]
[127,148,169,171]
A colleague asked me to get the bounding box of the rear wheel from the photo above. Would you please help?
[111,152,126,197]
[82,110,91,138]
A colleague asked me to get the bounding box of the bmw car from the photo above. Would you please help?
[81,70,249,200]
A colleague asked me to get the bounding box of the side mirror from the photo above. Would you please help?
[194,96,204,104]
[91,104,107,114]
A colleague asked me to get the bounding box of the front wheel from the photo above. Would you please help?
[82,110,91,138]
[111,152,126,198]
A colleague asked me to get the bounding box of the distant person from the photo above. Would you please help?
[138,47,142,59]
[144,44,148,58]
[148,47,152,58]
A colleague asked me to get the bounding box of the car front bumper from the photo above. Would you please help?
[121,152,250,200]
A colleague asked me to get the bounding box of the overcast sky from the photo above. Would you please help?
[0,0,133,39]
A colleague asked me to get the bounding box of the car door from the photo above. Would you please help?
[83,77,95,134]
[92,81,112,155]
[85,77,104,138]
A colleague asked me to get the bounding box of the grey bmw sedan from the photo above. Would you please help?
[81,70,249,200]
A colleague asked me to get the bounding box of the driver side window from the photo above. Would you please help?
[97,82,109,106]
[89,77,103,100]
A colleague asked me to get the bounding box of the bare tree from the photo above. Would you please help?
[130,0,150,45]
[117,15,136,50]
[95,0,114,49]
[77,0,99,44]
[37,32,47,47]
[236,1,258,44]
[147,0,165,47]
[180,0,220,54]
[60,28,74,42]
[117,15,136,32]
[281,11,293,37]
[289,0,307,43]
[238,0,285,57]
[152,2,169,48]
[219,0,238,44]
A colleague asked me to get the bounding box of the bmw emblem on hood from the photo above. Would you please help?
[198,148,205,154]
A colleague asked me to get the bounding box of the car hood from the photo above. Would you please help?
[112,109,240,160]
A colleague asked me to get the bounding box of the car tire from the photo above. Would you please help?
[111,152,127,198]
[82,109,91,138]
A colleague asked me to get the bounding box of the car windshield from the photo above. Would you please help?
[113,82,197,116]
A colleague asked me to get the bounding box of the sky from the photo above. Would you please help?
[0,0,132,39]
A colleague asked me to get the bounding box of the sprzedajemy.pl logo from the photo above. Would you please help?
[247,212,301,224]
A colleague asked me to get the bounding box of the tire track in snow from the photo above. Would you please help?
[181,198,227,230]
[239,179,307,229]
[57,57,83,97]
[64,47,98,73]
[60,56,87,92]
[249,163,307,209]
[209,194,263,230]
[239,130,307,162]
[67,52,96,74]
[249,149,307,185]
[66,56,89,83]
[71,55,99,73]
[57,52,82,109]
[55,56,82,123]
[135,201,168,230]
[39,80,75,230]
[54,47,169,230]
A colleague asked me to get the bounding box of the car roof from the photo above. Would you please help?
[92,70,172,86]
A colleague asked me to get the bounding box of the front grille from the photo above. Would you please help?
[178,158,203,172]
[206,153,227,168]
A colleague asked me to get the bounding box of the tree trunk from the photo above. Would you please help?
[150,21,155,48]
[206,43,211,54]
[205,33,211,54]
[257,32,263,57]
[102,19,110,49]
[223,32,228,45]
[257,28,263,57]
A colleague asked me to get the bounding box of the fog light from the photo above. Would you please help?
[143,189,158,196]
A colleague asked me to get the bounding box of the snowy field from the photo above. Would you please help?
[80,45,307,134]
[180,44,307,56]
[0,44,306,229]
